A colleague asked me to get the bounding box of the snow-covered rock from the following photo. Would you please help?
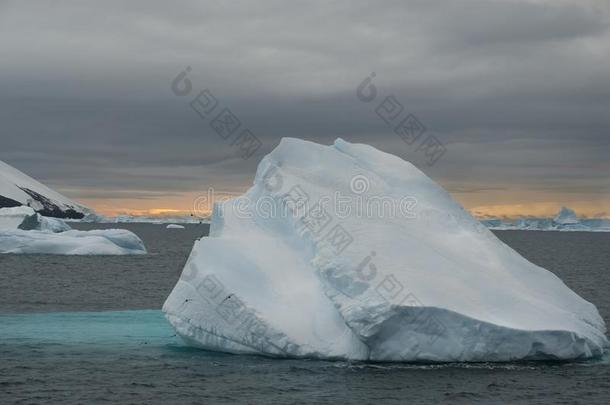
[166,224,185,229]
[0,159,92,219]
[163,138,607,362]
[0,228,146,255]
[553,206,580,225]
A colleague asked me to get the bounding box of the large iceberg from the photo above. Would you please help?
[164,138,607,362]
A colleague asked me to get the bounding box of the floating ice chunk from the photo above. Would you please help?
[1,206,71,233]
[164,138,607,361]
[0,228,147,255]
[19,213,72,233]
[482,206,609,232]
[0,206,36,230]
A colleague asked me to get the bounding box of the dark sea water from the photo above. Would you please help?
[0,225,609,404]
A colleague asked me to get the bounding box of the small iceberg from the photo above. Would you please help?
[164,138,607,362]
[0,206,38,230]
[0,228,147,255]
[482,206,609,232]
[0,206,71,233]
[553,206,580,225]
[0,206,146,255]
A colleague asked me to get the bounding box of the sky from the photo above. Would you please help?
[0,0,609,218]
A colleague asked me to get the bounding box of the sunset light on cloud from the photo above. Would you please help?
[1,0,608,223]
[79,188,610,219]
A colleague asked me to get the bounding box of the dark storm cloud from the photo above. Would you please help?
[0,0,608,201]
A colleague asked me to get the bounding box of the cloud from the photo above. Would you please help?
[0,0,608,214]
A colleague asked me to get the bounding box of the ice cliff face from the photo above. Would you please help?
[0,159,92,219]
[164,138,607,362]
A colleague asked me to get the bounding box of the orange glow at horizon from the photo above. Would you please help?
[79,189,610,219]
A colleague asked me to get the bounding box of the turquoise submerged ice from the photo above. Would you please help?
[0,310,176,348]
[163,138,608,362]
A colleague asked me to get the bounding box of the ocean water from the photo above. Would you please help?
[1,225,609,404]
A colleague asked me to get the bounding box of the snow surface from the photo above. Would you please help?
[166,224,185,229]
[0,159,91,219]
[163,138,607,362]
[0,228,146,255]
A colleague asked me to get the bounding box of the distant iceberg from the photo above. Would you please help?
[0,206,37,230]
[18,212,72,233]
[0,206,71,233]
[0,205,146,255]
[164,138,607,362]
[482,206,610,232]
[0,228,147,255]
[554,206,580,225]
[110,215,205,224]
